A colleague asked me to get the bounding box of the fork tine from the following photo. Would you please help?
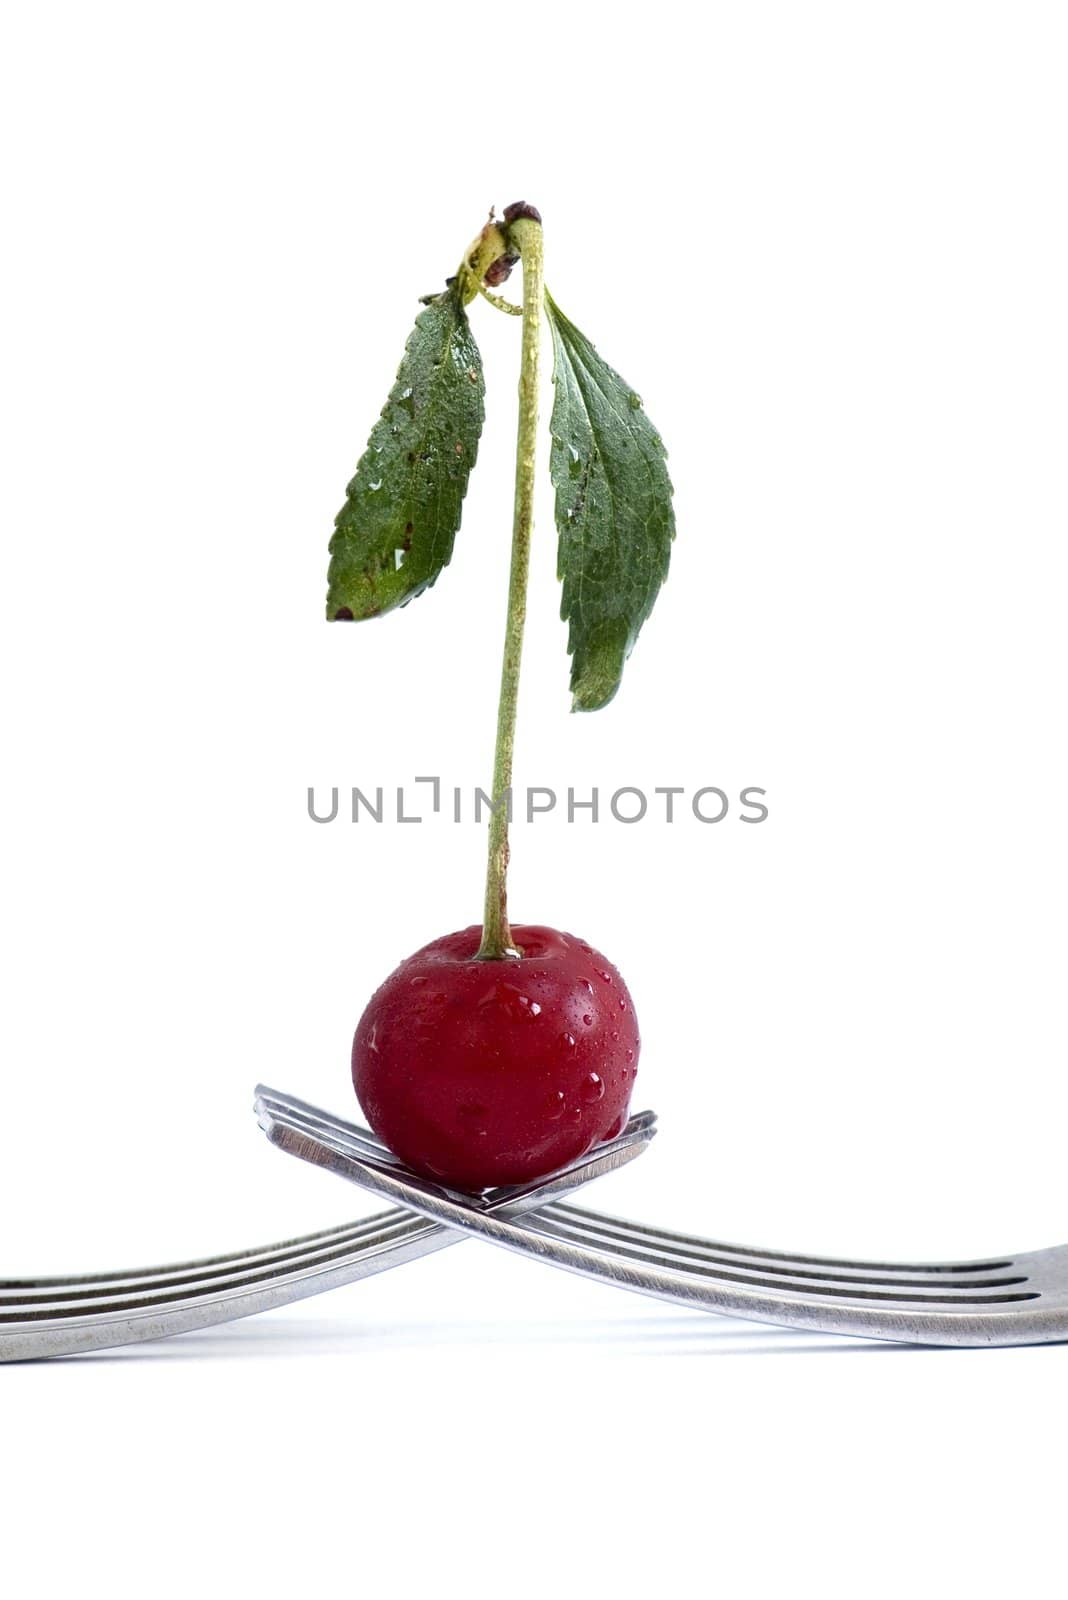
[548,1203,1017,1278]
[0,1211,433,1322]
[256,1095,657,1212]
[0,1209,409,1296]
[527,1212,1031,1297]
[254,1087,404,1165]
[0,1204,458,1362]
[253,1085,657,1171]
[532,1211,1028,1292]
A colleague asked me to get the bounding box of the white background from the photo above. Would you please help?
[2,1,1066,1593]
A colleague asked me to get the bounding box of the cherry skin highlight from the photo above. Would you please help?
[352,924,640,1191]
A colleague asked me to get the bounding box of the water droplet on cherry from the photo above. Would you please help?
[581,1072,605,1103]
[477,981,542,1022]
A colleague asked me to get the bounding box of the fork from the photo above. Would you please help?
[259,1086,1068,1348]
[0,1108,656,1363]
[6,1092,1065,1361]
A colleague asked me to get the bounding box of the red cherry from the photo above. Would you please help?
[352,924,640,1191]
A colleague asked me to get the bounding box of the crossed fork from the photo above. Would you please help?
[2,1084,1065,1361]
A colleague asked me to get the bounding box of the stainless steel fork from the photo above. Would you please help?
[0,1109,656,1362]
[259,1087,1068,1348]
[5,1087,1066,1360]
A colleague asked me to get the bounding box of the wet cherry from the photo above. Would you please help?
[352,924,640,1191]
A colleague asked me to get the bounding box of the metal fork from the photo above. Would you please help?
[0,1108,656,1363]
[6,1088,1066,1360]
[259,1087,1068,1348]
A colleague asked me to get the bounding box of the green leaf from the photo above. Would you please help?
[545,289,675,711]
[326,288,485,620]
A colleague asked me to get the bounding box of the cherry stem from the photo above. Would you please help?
[476,214,544,960]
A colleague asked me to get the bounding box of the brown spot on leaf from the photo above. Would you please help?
[454,441,463,455]
[333,607,354,621]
